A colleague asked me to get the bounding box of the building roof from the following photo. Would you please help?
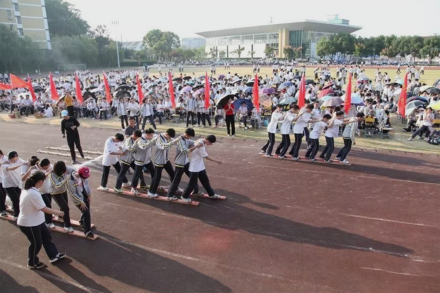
[196,20,362,38]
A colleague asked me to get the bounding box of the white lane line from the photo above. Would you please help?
[361,267,437,277]
[0,258,105,293]
[337,213,439,228]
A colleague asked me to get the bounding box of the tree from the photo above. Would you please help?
[209,47,218,58]
[264,45,275,57]
[124,48,135,59]
[230,46,244,58]
[142,29,180,60]
[45,0,89,37]
[219,50,226,59]
[420,36,440,62]
[283,46,294,58]
[248,50,256,59]
[89,25,110,51]
[293,47,302,59]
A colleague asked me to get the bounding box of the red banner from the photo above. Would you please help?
[49,73,59,101]
[168,72,176,108]
[398,72,409,118]
[344,73,352,114]
[136,74,144,104]
[27,75,37,102]
[75,74,83,103]
[298,73,306,108]
[204,72,210,109]
[103,72,112,103]
[252,74,260,112]
[10,74,29,89]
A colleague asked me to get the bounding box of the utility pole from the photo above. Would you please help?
[111,21,120,68]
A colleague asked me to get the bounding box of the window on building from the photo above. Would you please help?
[10,24,14,31]
[16,16,22,25]
[7,10,13,20]
[13,3,19,12]
[18,28,23,36]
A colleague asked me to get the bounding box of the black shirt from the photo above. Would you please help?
[61,117,80,136]
[124,125,138,137]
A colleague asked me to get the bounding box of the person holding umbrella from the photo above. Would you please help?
[61,110,84,164]
[224,98,235,137]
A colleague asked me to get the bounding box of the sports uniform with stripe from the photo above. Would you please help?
[149,134,175,195]
[131,137,157,189]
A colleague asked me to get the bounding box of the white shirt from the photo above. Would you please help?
[102,137,121,166]
[325,119,343,138]
[267,111,283,133]
[0,156,7,182]
[310,121,327,139]
[293,112,311,134]
[189,140,208,173]
[1,159,25,188]
[280,112,296,134]
[17,187,46,227]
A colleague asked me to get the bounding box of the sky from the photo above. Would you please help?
[67,0,440,41]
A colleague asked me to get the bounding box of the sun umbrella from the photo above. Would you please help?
[83,91,97,101]
[279,97,296,104]
[218,74,225,80]
[114,90,130,98]
[282,81,293,87]
[194,88,204,96]
[419,85,433,93]
[86,85,97,90]
[192,84,204,90]
[406,101,424,113]
[33,85,44,93]
[406,96,429,104]
[231,79,241,84]
[116,84,131,91]
[262,88,275,95]
[245,80,254,87]
[233,98,253,111]
[427,88,440,95]
[306,79,315,85]
[244,87,253,94]
[173,77,182,82]
[318,88,334,98]
[430,102,440,111]
[322,83,333,90]
[322,96,343,107]
[217,93,237,108]
[341,93,364,106]
[183,76,192,81]
[180,86,192,94]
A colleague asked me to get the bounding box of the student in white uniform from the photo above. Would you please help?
[17,171,65,269]
[275,105,299,158]
[0,150,8,217]
[261,105,283,156]
[336,113,365,164]
[289,104,315,160]
[1,151,26,219]
[180,135,222,203]
[98,133,126,191]
[319,111,352,162]
[305,114,332,161]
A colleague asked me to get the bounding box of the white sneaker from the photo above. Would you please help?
[180,197,192,203]
[232,135,235,137]
[147,191,157,198]
[209,194,221,199]
[97,186,108,191]
[341,160,350,165]
[131,188,140,195]
[122,183,131,187]
[244,127,248,130]
[47,223,56,229]
[335,157,341,160]
[64,227,74,233]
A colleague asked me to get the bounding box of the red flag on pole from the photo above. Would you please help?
[49,72,59,101]
[344,73,352,114]
[103,72,112,103]
[136,74,144,104]
[252,74,260,112]
[398,72,409,118]
[10,74,29,89]
[204,72,210,109]
[168,71,176,109]
[75,74,83,103]
[298,73,306,108]
[0,83,12,90]
[27,75,37,102]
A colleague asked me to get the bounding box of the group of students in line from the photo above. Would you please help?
[98,122,223,203]
[0,150,96,269]
[261,103,365,164]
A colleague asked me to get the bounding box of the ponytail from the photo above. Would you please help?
[24,171,46,190]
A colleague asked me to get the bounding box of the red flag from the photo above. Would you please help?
[136,74,144,104]
[168,71,176,109]
[344,73,352,114]
[398,72,409,118]
[103,72,112,103]
[204,72,210,109]
[10,74,29,89]
[75,74,83,103]
[252,74,260,112]
[49,72,59,101]
[27,75,37,102]
[0,83,12,90]
[298,73,306,108]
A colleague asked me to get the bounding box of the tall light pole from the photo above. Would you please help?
[111,21,120,68]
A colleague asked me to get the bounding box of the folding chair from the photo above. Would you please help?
[364,117,376,138]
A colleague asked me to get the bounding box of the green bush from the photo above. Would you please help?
[120,60,156,67]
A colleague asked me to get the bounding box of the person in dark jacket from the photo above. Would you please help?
[61,110,84,164]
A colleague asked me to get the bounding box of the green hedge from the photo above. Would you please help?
[120,60,156,67]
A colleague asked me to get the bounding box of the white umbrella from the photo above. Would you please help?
[419,85,433,93]
[341,93,364,105]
